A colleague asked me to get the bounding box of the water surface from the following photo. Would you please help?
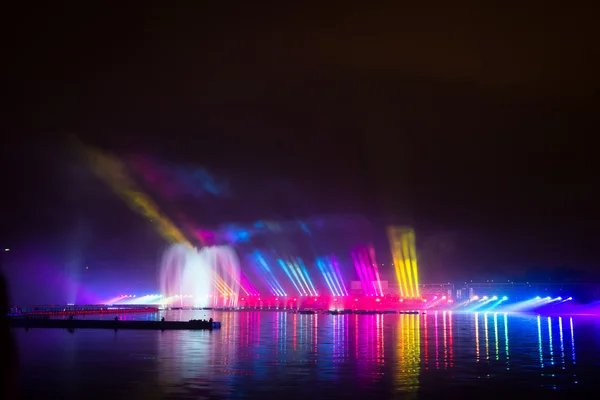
[15,311,600,398]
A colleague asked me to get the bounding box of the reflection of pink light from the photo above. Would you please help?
[334,298,338,301]
[375,298,381,302]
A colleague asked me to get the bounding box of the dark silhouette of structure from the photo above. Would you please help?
[1,272,17,399]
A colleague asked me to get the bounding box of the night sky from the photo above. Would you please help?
[2,3,599,302]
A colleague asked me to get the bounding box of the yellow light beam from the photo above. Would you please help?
[71,136,237,295]
[401,236,415,297]
[406,230,420,297]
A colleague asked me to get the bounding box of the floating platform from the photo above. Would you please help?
[9,318,221,331]
[10,305,159,317]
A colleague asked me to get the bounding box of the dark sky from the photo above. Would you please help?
[2,3,599,285]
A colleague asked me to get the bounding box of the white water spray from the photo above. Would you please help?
[158,244,241,308]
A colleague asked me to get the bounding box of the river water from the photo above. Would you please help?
[14,311,600,399]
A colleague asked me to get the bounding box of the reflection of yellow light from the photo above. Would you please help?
[387,227,420,298]
[395,314,420,393]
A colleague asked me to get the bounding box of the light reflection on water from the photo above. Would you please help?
[15,311,600,399]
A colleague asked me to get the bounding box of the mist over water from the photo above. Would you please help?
[158,244,241,308]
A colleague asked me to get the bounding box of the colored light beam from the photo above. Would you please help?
[387,227,420,298]
[323,256,345,297]
[254,252,286,297]
[289,259,312,296]
[368,246,384,296]
[239,270,260,296]
[278,259,305,296]
[357,250,375,296]
[72,136,190,245]
[316,258,338,296]
[296,258,318,296]
[351,246,383,296]
[351,251,370,296]
[330,256,349,296]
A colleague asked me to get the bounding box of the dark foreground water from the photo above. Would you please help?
[14,311,600,399]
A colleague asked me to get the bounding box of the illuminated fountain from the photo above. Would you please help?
[158,243,242,308]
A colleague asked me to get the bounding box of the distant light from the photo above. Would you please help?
[567,297,573,301]
[442,296,447,300]
[240,298,245,301]
[492,296,498,300]
[447,299,453,303]
[133,295,136,298]
[433,296,438,299]
[293,298,297,301]
[333,298,338,301]
[502,296,508,301]
[422,299,427,302]
[314,298,318,301]
[354,298,358,302]
[482,296,488,300]
[535,296,541,300]
[546,296,551,300]
[375,298,381,302]
[4,248,9,252]
[472,296,479,300]
[275,298,278,301]
[257,298,261,301]
[557,297,563,301]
